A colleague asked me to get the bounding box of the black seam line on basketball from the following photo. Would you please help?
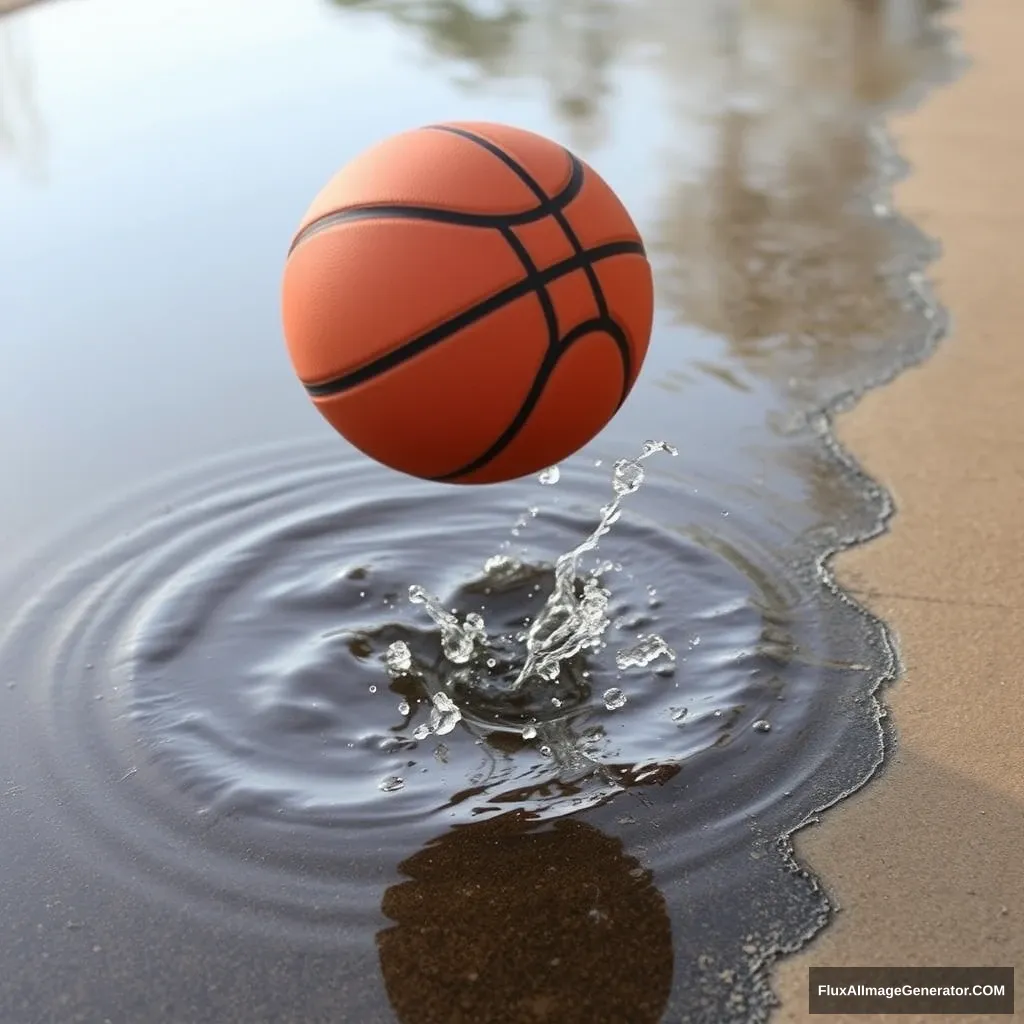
[426,125,617,320]
[430,316,629,483]
[499,225,560,350]
[601,318,634,409]
[423,125,633,472]
[302,240,645,397]
[287,155,586,256]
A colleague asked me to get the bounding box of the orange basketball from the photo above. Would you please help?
[280,121,654,484]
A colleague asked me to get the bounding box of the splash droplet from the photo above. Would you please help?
[538,466,560,485]
[521,724,537,740]
[612,459,645,496]
[603,687,627,710]
[428,692,462,737]
[379,776,404,793]
[385,641,412,674]
[615,634,676,670]
[753,720,772,733]
[397,700,410,716]
[483,554,517,575]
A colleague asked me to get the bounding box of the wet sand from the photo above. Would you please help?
[775,0,1024,1019]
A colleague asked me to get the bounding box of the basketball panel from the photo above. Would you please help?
[283,219,528,385]
[546,270,602,335]
[441,121,577,200]
[310,294,550,481]
[590,253,655,386]
[296,128,560,234]
[450,332,625,484]
[560,163,644,249]
[511,217,577,270]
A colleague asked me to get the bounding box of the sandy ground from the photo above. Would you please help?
[774,0,1024,1020]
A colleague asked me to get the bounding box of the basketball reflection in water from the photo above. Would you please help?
[377,814,672,1024]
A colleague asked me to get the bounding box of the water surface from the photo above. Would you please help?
[0,1,955,1021]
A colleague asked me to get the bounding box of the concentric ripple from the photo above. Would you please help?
[0,437,883,952]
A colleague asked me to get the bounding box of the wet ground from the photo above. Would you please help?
[0,1,956,1022]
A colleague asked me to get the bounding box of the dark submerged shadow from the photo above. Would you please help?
[377,812,673,1024]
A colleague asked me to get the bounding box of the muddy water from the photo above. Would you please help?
[0,1,956,1022]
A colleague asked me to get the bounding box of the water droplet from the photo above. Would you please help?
[603,687,627,710]
[521,724,537,740]
[397,700,410,716]
[385,641,412,674]
[486,658,497,668]
[538,466,560,485]
[379,776,404,793]
[752,720,772,733]
[368,684,377,694]
[594,459,603,467]
[428,692,462,737]
[616,634,676,670]
[670,707,687,722]
[539,745,552,757]
[641,439,678,458]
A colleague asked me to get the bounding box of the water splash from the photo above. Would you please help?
[512,441,678,688]
[404,442,680,739]
[407,586,484,664]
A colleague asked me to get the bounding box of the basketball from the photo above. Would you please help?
[280,121,654,484]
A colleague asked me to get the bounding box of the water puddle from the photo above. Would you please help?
[0,1,960,1021]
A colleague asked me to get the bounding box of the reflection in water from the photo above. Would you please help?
[0,9,47,180]
[378,813,672,1024]
[331,0,617,151]
[331,0,953,400]
[653,0,953,399]
[333,0,527,80]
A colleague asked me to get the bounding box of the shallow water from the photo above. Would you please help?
[0,1,956,1021]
